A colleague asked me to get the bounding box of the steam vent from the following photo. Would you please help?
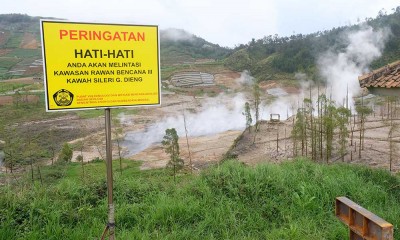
[171,72,214,87]
[359,60,400,96]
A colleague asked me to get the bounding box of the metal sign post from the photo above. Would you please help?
[101,108,115,240]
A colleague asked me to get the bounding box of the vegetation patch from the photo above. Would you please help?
[5,48,41,58]
[0,82,29,94]
[1,159,399,239]
[75,107,139,119]
[0,57,21,70]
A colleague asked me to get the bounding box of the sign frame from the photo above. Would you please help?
[40,19,161,112]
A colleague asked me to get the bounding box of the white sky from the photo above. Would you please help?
[1,0,399,47]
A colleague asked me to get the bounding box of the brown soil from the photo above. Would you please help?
[134,130,241,170]
[0,95,39,106]
[259,80,299,94]
[259,81,278,90]
[228,116,400,172]
[0,96,13,105]
[20,33,38,49]
[22,66,43,76]
[0,49,11,56]
[0,31,8,46]
[214,71,241,90]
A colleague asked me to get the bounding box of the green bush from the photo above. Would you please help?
[57,143,73,163]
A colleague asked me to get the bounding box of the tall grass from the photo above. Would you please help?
[0,159,399,239]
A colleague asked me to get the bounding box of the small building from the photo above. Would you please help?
[359,60,400,96]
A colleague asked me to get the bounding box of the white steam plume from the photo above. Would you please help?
[161,28,195,42]
[123,26,391,155]
[318,25,390,107]
[123,92,299,156]
[123,94,247,155]
[236,70,254,86]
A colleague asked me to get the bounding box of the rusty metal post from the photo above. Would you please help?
[335,196,393,240]
[104,108,115,240]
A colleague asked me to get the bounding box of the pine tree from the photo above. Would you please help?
[162,128,184,182]
[336,106,351,161]
[243,102,252,132]
[58,143,73,163]
[253,82,261,144]
[75,140,85,177]
[292,108,306,156]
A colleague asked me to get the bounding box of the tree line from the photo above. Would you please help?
[225,6,400,80]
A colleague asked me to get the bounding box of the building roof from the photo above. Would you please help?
[359,60,400,88]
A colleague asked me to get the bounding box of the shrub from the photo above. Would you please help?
[57,143,73,163]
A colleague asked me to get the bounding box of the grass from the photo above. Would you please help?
[5,49,42,58]
[1,158,399,239]
[75,107,139,119]
[160,61,226,80]
[0,49,41,79]
[0,91,139,125]
[0,82,29,93]
[0,67,7,76]
[4,32,23,48]
[0,93,66,126]
[160,64,192,80]
[0,57,21,69]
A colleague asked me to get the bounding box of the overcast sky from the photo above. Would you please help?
[1,0,399,47]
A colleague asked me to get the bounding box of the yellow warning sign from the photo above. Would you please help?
[40,20,160,111]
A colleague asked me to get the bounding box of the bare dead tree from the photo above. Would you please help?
[96,145,105,160]
[388,97,398,172]
[276,125,279,153]
[182,107,192,173]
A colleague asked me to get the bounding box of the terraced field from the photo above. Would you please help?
[0,17,42,80]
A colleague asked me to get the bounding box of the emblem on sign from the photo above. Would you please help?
[53,89,74,106]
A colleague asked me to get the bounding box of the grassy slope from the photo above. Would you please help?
[0,92,66,125]
[1,159,399,239]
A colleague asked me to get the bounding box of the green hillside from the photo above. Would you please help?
[225,7,400,81]
[160,28,231,65]
[2,8,400,82]
[0,15,232,80]
[1,11,400,240]
[0,14,43,80]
